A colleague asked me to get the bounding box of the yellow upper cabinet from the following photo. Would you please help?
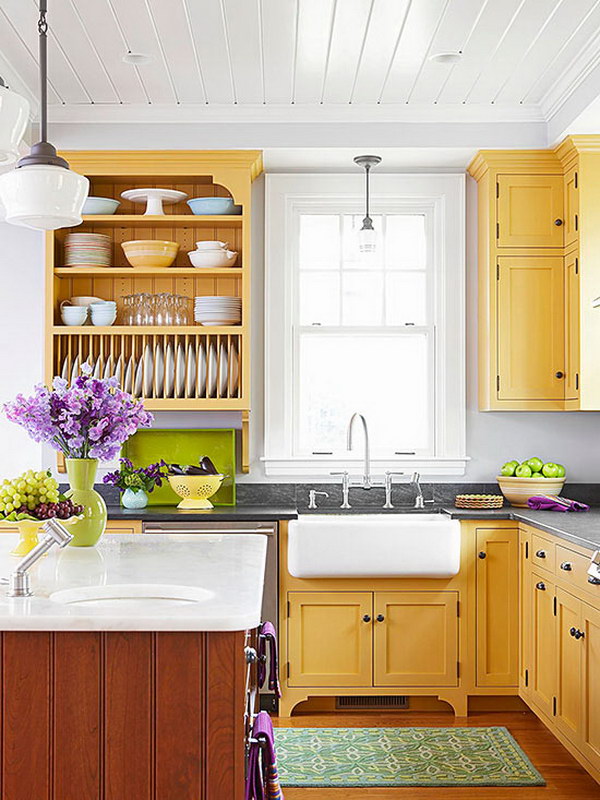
[496,256,565,402]
[497,175,564,248]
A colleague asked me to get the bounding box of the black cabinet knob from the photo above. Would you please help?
[554,218,563,226]
[575,629,585,640]
[588,575,600,585]
[555,371,564,379]
[478,551,487,559]
[376,614,385,622]
[362,614,371,623]
[536,581,546,590]
[560,562,572,571]
[570,627,577,637]
[535,550,546,558]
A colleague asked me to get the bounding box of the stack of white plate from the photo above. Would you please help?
[194,296,241,326]
[64,233,112,267]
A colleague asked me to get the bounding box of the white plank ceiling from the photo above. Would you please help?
[1,0,600,142]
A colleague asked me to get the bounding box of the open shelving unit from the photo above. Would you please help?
[45,150,263,471]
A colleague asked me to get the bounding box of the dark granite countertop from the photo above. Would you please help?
[106,500,600,552]
[107,505,299,523]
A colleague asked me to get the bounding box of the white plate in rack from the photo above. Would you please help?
[229,341,239,396]
[207,341,218,398]
[154,342,165,398]
[103,354,113,381]
[134,358,143,397]
[143,344,153,397]
[196,342,207,397]
[93,355,103,379]
[176,342,186,399]
[61,356,69,381]
[124,356,134,393]
[185,343,196,398]
[164,341,175,398]
[218,343,228,397]
[70,356,80,386]
[113,355,123,385]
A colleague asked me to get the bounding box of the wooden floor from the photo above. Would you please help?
[273,710,600,799]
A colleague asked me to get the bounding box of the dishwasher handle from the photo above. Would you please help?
[142,523,277,536]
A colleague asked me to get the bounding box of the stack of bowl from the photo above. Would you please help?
[194,296,242,326]
[89,301,116,326]
[60,305,88,326]
[64,233,112,268]
[188,241,238,268]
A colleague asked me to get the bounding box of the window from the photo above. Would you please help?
[264,174,466,477]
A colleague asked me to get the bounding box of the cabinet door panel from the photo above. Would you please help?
[476,528,519,686]
[287,592,372,687]
[497,257,565,401]
[528,570,556,717]
[556,588,582,742]
[374,592,458,687]
[565,250,580,402]
[497,174,563,248]
[580,601,600,766]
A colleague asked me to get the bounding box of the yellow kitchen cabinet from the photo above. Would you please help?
[497,256,565,403]
[104,519,142,535]
[373,592,458,687]
[564,165,579,249]
[287,592,373,687]
[526,569,556,719]
[497,174,564,248]
[555,587,582,741]
[565,249,580,403]
[476,528,519,687]
[580,601,600,768]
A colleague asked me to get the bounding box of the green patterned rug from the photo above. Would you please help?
[274,726,545,787]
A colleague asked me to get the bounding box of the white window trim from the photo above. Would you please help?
[263,173,468,478]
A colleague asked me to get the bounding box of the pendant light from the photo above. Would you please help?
[354,155,381,254]
[0,76,29,166]
[0,1,88,230]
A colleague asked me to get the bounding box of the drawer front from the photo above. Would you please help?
[531,534,555,573]
[556,545,600,603]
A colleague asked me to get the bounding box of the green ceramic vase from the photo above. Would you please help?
[65,459,107,547]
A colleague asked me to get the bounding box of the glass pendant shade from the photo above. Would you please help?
[0,82,29,165]
[0,164,89,230]
[358,221,378,254]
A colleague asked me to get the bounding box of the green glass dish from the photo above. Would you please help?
[121,428,236,506]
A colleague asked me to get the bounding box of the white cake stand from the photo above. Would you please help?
[120,188,188,216]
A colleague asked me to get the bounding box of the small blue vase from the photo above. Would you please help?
[121,489,149,510]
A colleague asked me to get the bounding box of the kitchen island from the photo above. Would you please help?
[0,533,267,800]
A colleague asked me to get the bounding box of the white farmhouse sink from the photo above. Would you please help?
[50,583,214,610]
[288,514,461,578]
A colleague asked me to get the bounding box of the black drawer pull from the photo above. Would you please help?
[478,551,486,559]
[376,614,385,622]
[570,627,577,637]
[554,218,563,226]
[588,575,600,585]
[535,550,546,558]
[536,581,546,590]
[362,614,371,623]
[575,629,585,640]
[560,562,572,571]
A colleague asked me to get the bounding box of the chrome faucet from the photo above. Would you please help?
[1,519,73,597]
[308,490,329,510]
[347,413,372,489]
[330,471,351,509]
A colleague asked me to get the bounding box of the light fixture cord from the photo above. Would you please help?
[38,0,48,144]
[364,163,371,222]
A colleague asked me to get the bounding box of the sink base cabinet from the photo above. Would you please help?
[279,521,519,718]
[0,630,247,800]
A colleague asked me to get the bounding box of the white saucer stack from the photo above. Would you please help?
[194,296,242,326]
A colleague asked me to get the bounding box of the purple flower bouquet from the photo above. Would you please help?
[4,364,153,460]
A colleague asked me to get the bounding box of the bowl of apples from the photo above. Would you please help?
[0,469,84,555]
[496,457,566,508]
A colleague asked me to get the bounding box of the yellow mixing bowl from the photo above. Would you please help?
[121,239,179,268]
[167,474,224,509]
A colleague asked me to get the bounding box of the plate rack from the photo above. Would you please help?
[45,150,263,471]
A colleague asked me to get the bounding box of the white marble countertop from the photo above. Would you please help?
[0,534,267,632]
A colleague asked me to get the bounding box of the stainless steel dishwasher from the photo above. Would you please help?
[142,520,279,710]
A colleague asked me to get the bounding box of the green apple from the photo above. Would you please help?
[500,462,517,477]
[526,456,544,473]
[515,464,532,478]
[531,472,543,479]
[508,460,519,468]
[542,462,559,478]
[555,464,566,478]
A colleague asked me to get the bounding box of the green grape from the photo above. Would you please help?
[0,503,4,512]
[5,503,14,513]
[12,493,21,505]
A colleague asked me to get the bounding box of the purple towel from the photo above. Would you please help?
[258,622,281,698]
[245,711,284,800]
[527,494,590,512]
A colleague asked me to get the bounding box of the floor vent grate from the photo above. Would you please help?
[336,696,409,710]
